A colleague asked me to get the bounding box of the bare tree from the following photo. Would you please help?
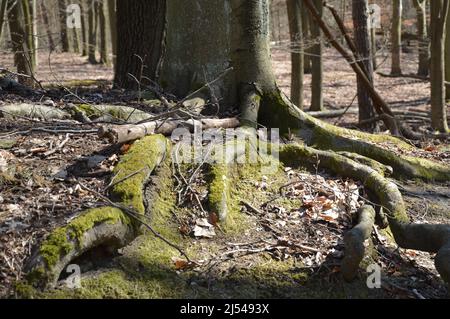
[309,0,323,111]
[352,0,376,131]
[391,0,402,75]
[287,0,304,109]
[413,0,430,77]
[7,0,34,86]
[430,0,449,132]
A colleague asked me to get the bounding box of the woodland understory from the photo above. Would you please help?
[0,46,449,299]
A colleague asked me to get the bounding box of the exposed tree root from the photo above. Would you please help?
[279,143,450,283]
[24,207,134,289]
[341,205,376,282]
[253,89,450,182]
[24,135,169,289]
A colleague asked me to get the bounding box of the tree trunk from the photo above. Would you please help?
[96,0,108,64]
[413,0,429,77]
[80,0,87,56]
[107,0,117,67]
[430,0,449,132]
[58,0,69,52]
[391,0,402,75]
[309,0,324,111]
[370,11,377,70]
[160,0,234,107]
[39,0,54,51]
[21,0,35,68]
[114,0,166,90]
[287,0,304,110]
[445,7,450,99]
[87,0,96,63]
[32,0,38,65]
[301,5,312,73]
[352,0,376,131]
[0,0,7,40]
[7,0,34,86]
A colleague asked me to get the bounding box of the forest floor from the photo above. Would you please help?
[0,46,449,299]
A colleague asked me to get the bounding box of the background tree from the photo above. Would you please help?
[58,0,69,52]
[352,0,376,131]
[87,0,97,63]
[413,0,429,77]
[301,6,312,74]
[107,0,117,67]
[446,9,450,99]
[114,0,166,90]
[0,0,7,40]
[7,0,34,86]
[430,0,449,132]
[287,0,304,109]
[96,0,108,64]
[391,0,402,75]
[39,0,55,51]
[309,0,324,111]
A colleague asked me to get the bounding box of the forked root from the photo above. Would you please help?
[280,144,450,283]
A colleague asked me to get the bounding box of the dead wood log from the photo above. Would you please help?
[98,117,240,144]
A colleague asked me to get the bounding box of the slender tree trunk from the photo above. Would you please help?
[80,0,87,56]
[352,0,376,131]
[391,0,402,75]
[287,0,304,109]
[7,0,34,86]
[107,0,117,66]
[32,0,38,65]
[430,0,449,132]
[87,1,96,63]
[96,0,108,64]
[369,8,378,70]
[341,0,346,44]
[445,7,450,99]
[413,0,430,77]
[58,0,69,52]
[301,5,312,73]
[40,1,54,51]
[115,0,166,89]
[0,0,7,40]
[21,0,35,68]
[309,0,324,111]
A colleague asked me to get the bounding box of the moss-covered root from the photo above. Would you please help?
[24,207,133,289]
[258,91,450,181]
[25,135,170,289]
[337,152,393,177]
[110,135,169,215]
[208,164,231,223]
[280,144,450,283]
[341,205,376,282]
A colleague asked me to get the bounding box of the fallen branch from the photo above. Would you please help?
[99,117,240,144]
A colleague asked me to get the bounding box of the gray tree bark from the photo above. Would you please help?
[430,0,449,132]
[352,0,376,131]
[287,0,304,110]
[391,0,402,75]
[309,0,324,111]
[413,0,429,77]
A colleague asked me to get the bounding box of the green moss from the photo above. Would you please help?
[39,228,73,268]
[13,282,38,299]
[39,207,129,268]
[208,164,230,221]
[0,139,17,149]
[76,104,102,118]
[111,135,168,214]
